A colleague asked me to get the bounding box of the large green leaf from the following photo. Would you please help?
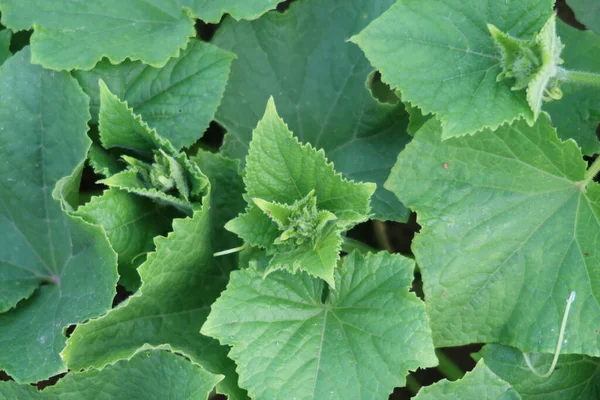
[545,21,600,156]
[568,0,600,35]
[481,344,600,400]
[0,349,222,400]
[181,0,281,23]
[76,188,177,291]
[213,0,411,222]
[414,361,520,400]
[73,40,234,150]
[226,99,376,286]
[62,151,247,400]
[202,251,437,400]
[0,0,195,71]
[386,116,600,355]
[351,0,555,138]
[0,49,118,382]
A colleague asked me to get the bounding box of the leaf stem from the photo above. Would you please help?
[213,244,246,257]
[341,236,375,254]
[435,349,464,381]
[405,374,422,395]
[580,157,600,190]
[560,68,600,88]
[522,291,576,378]
[373,221,394,252]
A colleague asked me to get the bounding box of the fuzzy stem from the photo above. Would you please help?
[373,221,394,252]
[560,69,600,88]
[435,349,464,381]
[213,244,246,257]
[522,291,576,378]
[580,157,600,190]
[405,375,422,395]
[341,236,375,254]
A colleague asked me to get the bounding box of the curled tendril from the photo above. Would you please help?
[522,291,576,378]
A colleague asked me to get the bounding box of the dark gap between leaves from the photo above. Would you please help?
[195,20,219,42]
[276,0,296,13]
[113,284,134,308]
[555,0,586,30]
[389,344,483,399]
[9,30,32,53]
[197,121,226,152]
[33,372,67,390]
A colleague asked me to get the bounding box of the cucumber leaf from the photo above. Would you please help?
[97,81,209,215]
[201,251,437,400]
[76,188,177,291]
[481,344,600,400]
[62,151,248,400]
[225,98,376,286]
[0,0,195,71]
[73,40,235,150]
[386,116,600,356]
[87,144,121,178]
[545,21,600,156]
[568,0,600,35]
[351,0,554,138]
[0,48,118,382]
[181,0,281,23]
[213,0,412,222]
[413,361,520,400]
[0,349,222,400]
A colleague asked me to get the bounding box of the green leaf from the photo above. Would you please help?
[213,0,411,222]
[76,188,177,291]
[351,0,555,138]
[87,144,121,178]
[97,81,209,214]
[181,0,281,23]
[73,40,235,150]
[0,29,12,66]
[481,344,600,400]
[0,349,222,400]
[0,48,118,382]
[201,251,437,400]
[405,101,431,136]
[226,99,376,286]
[385,116,600,355]
[545,20,600,156]
[63,151,248,400]
[568,0,600,35]
[0,0,195,71]
[413,361,520,400]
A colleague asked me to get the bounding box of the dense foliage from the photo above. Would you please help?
[0,0,599,399]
